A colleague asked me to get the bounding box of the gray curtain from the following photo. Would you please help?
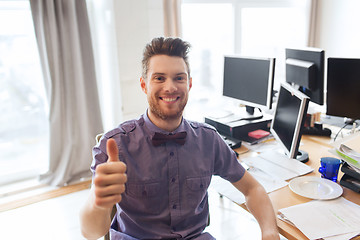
[30,0,103,186]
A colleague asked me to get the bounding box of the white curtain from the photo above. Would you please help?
[163,0,182,37]
[30,0,103,186]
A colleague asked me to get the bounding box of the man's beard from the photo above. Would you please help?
[148,94,188,121]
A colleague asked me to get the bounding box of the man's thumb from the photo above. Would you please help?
[106,138,120,162]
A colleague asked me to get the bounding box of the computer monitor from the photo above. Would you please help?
[222,55,275,120]
[270,82,310,163]
[327,58,360,122]
[285,47,325,105]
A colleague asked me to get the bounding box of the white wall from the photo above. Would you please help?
[113,0,165,121]
[87,0,164,130]
[315,0,360,57]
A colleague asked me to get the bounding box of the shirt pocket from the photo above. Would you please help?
[185,176,211,213]
[123,181,164,215]
[126,182,161,198]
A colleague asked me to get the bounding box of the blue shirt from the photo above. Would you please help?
[91,112,246,240]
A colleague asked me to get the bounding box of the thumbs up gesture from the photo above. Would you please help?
[93,139,127,209]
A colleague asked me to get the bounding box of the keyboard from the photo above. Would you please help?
[243,150,314,181]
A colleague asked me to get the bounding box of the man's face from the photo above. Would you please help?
[140,55,192,121]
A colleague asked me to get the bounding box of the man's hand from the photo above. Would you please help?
[93,138,127,209]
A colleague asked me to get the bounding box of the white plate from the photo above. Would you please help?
[289,176,343,200]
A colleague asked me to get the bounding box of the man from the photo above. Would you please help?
[80,37,280,240]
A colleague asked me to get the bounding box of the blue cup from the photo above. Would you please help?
[318,157,342,182]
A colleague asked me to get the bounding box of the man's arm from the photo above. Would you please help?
[79,139,127,239]
[232,171,280,240]
[80,186,115,239]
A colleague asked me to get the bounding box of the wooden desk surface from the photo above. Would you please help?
[235,134,360,240]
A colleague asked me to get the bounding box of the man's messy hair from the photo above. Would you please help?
[142,37,191,79]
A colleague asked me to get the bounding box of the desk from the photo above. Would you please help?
[234,135,360,240]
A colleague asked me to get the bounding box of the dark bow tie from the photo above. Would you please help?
[152,132,187,146]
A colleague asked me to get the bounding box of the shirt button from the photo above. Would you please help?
[170,152,174,156]
[171,178,176,183]
[172,204,177,209]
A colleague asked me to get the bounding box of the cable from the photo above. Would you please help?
[333,122,351,142]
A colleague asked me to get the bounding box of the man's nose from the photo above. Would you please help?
[163,79,177,92]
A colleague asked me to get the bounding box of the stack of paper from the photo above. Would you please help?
[333,144,360,172]
[278,197,360,240]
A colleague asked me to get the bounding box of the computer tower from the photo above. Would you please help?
[205,113,272,143]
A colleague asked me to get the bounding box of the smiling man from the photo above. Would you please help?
[80,37,280,240]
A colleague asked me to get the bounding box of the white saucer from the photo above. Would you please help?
[289,176,343,200]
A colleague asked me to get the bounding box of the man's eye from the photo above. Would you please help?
[155,76,164,81]
[176,76,185,81]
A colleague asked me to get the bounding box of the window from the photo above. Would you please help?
[182,0,311,119]
[239,5,310,86]
[0,1,49,185]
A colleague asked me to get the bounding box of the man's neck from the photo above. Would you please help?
[147,111,183,132]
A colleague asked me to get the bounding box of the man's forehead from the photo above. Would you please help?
[148,55,188,74]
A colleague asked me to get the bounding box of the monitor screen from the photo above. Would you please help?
[327,58,360,120]
[270,82,309,162]
[223,55,275,113]
[285,48,325,105]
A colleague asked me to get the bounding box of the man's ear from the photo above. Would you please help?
[140,77,147,94]
[188,77,193,90]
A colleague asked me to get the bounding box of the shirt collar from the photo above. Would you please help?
[143,109,187,135]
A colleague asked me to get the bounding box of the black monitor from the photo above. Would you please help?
[222,55,275,120]
[285,47,325,105]
[270,82,310,163]
[327,58,360,122]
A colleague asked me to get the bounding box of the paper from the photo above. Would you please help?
[332,131,360,152]
[209,176,246,205]
[209,167,288,205]
[336,144,360,171]
[247,167,288,192]
[278,197,360,240]
[323,232,360,240]
[330,145,360,175]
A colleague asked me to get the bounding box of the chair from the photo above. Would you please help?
[104,206,117,240]
[96,134,117,240]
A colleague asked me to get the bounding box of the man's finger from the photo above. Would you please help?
[107,138,120,162]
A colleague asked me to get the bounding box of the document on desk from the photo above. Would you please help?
[209,169,288,205]
[209,176,246,205]
[243,150,314,181]
[278,197,360,240]
[209,150,312,205]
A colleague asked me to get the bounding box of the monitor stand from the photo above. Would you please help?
[295,150,309,163]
